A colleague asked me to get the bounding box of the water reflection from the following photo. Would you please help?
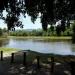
[0,39,75,55]
[71,44,75,52]
[0,39,9,47]
[0,38,75,55]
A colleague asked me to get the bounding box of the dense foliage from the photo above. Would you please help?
[9,25,73,36]
[0,0,75,31]
[0,28,3,36]
[0,28,8,37]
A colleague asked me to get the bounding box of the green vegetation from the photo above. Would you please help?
[7,21,75,43]
[0,21,74,42]
[0,47,19,53]
[0,28,8,38]
[9,36,71,41]
[0,0,75,43]
[9,24,73,37]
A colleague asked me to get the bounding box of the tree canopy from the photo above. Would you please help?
[0,0,75,30]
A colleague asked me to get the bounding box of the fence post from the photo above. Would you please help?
[50,56,54,74]
[23,52,26,66]
[36,56,40,69]
[1,51,3,61]
[70,61,75,75]
[11,53,14,63]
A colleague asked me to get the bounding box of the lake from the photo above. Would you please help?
[0,38,75,55]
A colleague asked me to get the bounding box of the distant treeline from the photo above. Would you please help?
[0,21,75,37]
[9,25,73,36]
[0,28,8,37]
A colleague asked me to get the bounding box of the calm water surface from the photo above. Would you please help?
[0,38,75,55]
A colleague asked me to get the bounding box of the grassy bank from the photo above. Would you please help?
[8,36,72,41]
[0,37,8,40]
[0,47,19,53]
[0,47,20,57]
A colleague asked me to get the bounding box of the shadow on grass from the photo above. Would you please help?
[0,50,73,75]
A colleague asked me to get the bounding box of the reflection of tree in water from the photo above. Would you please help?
[0,39,9,47]
[71,44,75,52]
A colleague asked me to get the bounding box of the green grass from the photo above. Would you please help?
[0,37,8,40]
[8,36,72,41]
[0,47,19,53]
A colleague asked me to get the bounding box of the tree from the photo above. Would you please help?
[61,19,66,32]
[0,28,3,36]
[1,0,75,43]
[50,25,54,34]
[0,0,75,31]
[3,28,7,32]
[56,25,61,36]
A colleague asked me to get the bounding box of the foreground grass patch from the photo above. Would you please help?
[0,47,19,53]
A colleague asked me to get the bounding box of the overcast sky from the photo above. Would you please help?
[0,10,42,29]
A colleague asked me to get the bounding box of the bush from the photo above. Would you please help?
[0,28,3,36]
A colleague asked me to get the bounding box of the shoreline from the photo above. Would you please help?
[0,36,72,41]
[0,47,19,57]
[8,36,72,41]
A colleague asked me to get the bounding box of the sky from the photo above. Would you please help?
[0,10,42,29]
[19,14,42,29]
